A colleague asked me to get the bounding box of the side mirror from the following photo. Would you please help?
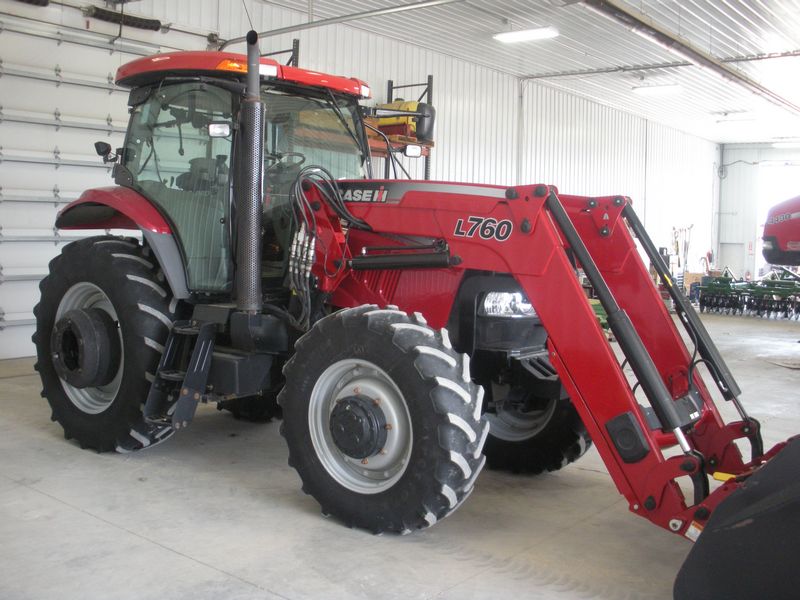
[404,144,423,158]
[208,122,232,138]
[94,141,111,156]
[94,141,116,163]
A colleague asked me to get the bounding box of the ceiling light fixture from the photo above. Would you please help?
[631,83,682,96]
[493,26,559,43]
[772,142,800,149]
[714,117,756,124]
[712,110,750,118]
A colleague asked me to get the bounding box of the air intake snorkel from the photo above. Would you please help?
[234,30,265,313]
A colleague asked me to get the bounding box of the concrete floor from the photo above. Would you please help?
[1,314,798,600]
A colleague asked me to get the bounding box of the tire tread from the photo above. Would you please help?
[280,305,487,533]
[33,235,177,452]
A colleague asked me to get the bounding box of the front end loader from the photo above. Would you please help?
[33,32,800,598]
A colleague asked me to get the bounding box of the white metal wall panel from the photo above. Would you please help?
[0,27,129,359]
[522,82,647,198]
[0,0,206,359]
[138,0,221,32]
[522,82,719,269]
[717,146,756,277]
[644,123,720,272]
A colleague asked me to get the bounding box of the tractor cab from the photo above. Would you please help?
[113,52,372,295]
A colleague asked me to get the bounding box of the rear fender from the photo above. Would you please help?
[56,186,190,299]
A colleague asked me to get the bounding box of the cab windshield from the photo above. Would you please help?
[121,80,368,293]
[261,89,368,277]
[263,88,367,181]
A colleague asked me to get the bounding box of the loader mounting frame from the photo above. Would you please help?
[304,180,786,539]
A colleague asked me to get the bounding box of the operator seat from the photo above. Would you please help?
[140,156,232,292]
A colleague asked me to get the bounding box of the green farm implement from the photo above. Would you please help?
[698,268,800,319]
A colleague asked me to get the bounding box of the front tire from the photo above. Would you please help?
[33,236,178,452]
[279,306,488,533]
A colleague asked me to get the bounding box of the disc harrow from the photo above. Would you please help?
[698,268,800,319]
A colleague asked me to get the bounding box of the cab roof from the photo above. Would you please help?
[115,51,371,98]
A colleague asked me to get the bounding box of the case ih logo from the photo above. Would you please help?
[767,212,797,224]
[342,187,388,203]
[767,213,789,224]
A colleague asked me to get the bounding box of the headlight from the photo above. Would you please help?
[763,240,774,250]
[479,292,537,318]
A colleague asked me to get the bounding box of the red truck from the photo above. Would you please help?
[763,195,800,266]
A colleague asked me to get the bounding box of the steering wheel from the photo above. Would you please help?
[264,152,306,172]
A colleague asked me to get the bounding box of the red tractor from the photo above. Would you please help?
[763,194,800,266]
[34,33,799,598]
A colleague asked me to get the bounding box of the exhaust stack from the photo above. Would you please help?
[234,30,264,313]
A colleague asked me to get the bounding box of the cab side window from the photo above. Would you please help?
[124,83,234,292]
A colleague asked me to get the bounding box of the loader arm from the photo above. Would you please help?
[302,179,790,539]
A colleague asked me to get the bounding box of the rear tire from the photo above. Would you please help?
[279,305,488,533]
[33,236,178,452]
[483,391,591,474]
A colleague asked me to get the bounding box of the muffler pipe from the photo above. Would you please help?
[234,30,264,313]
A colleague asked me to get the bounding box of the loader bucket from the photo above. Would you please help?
[673,437,800,600]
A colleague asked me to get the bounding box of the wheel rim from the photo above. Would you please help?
[308,358,412,494]
[485,384,558,442]
[55,282,123,414]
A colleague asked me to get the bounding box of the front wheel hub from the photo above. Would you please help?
[329,394,388,459]
[51,308,121,389]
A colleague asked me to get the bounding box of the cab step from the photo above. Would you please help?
[173,323,201,336]
[143,320,216,429]
[158,369,186,382]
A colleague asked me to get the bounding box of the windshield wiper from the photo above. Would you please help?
[325,90,369,169]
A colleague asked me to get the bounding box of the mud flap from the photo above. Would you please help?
[674,437,800,600]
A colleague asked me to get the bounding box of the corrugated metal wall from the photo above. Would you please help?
[0,0,719,358]
[523,82,720,269]
[644,123,720,271]
[522,82,647,198]
[0,2,198,359]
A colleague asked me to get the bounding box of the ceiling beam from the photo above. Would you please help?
[219,0,464,50]
[526,61,688,80]
[581,0,800,117]
[525,49,800,80]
